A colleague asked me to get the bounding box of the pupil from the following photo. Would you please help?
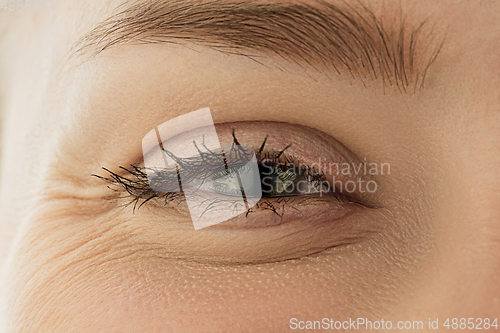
[258,162,299,198]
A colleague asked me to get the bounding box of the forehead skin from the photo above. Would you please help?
[0,0,500,332]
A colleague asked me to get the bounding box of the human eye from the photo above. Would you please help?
[93,108,381,264]
[98,135,369,218]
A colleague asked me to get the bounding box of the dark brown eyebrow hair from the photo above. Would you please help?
[73,0,444,93]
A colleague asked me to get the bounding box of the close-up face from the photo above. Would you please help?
[0,0,499,332]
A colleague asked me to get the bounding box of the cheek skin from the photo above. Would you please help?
[7,196,423,333]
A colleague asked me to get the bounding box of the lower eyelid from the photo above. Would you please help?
[213,197,354,229]
[127,203,374,265]
[141,191,359,232]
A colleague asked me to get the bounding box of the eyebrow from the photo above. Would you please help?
[73,0,444,93]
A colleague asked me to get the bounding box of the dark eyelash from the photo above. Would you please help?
[93,131,349,215]
[93,164,184,212]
